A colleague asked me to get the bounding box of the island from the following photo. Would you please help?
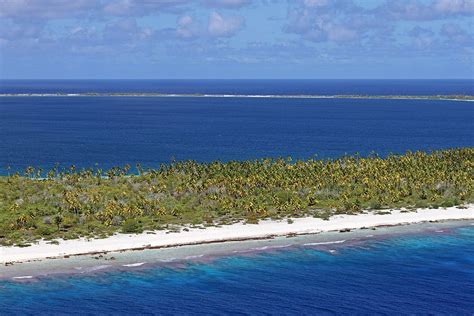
[0,93,473,101]
[1,148,473,264]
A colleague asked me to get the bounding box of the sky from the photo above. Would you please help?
[0,0,473,79]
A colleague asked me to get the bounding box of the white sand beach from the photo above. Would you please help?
[1,205,473,264]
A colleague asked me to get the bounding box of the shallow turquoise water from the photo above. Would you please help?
[1,226,473,314]
[1,80,473,313]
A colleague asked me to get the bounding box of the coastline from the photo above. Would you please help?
[2,205,473,265]
[0,93,473,102]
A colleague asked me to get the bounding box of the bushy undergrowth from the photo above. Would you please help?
[0,148,472,246]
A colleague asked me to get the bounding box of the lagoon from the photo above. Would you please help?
[1,96,473,172]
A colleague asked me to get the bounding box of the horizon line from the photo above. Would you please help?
[1,78,474,81]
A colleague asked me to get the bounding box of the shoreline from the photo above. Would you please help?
[2,205,473,265]
[0,93,473,102]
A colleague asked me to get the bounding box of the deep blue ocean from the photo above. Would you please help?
[0,80,473,172]
[1,80,473,314]
[1,79,473,95]
[1,226,474,315]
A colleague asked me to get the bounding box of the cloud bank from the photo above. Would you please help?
[0,0,472,78]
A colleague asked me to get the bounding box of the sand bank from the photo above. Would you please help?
[1,206,473,264]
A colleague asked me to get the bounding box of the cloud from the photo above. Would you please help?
[376,0,474,21]
[407,23,474,53]
[408,26,435,49]
[203,0,252,9]
[103,0,189,16]
[1,0,473,78]
[408,26,434,37]
[439,23,473,45]
[284,0,364,43]
[0,19,44,40]
[157,11,245,41]
[284,0,474,51]
[103,18,154,42]
[302,0,330,8]
[0,0,252,21]
[434,0,474,15]
[175,15,201,39]
[207,12,244,37]
[0,0,192,20]
[0,0,97,19]
[326,25,358,42]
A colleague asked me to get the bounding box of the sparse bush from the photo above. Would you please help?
[112,216,123,226]
[122,219,142,233]
[42,216,52,225]
[0,148,472,245]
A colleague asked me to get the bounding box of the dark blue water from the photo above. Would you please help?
[1,81,474,314]
[1,226,474,314]
[1,79,473,95]
[1,96,473,171]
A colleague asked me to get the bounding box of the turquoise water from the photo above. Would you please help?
[1,80,473,314]
[1,226,474,314]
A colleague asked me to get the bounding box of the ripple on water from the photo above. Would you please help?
[1,225,473,314]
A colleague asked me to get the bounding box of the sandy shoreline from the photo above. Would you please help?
[1,205,473,264]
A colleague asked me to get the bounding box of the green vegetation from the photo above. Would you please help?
[0,148,473,246]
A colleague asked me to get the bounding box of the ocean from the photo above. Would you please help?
[1,80,473,314]
[1,224,474,314]
[1,79,473,95]
[0,80,473,172]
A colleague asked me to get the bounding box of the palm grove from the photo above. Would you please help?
[0,148,472,246]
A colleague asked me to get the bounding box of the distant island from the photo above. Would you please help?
[0,93,473,101]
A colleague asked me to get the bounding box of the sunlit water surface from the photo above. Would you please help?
[1,225,473,315]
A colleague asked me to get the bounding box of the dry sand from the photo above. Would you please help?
[1,205,473,264]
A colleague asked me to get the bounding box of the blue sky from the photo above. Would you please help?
[0,0,473,79]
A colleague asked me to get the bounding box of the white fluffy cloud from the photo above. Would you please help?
[176,15,200,39]
[207,11,243,37]
[1,0,472,74]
